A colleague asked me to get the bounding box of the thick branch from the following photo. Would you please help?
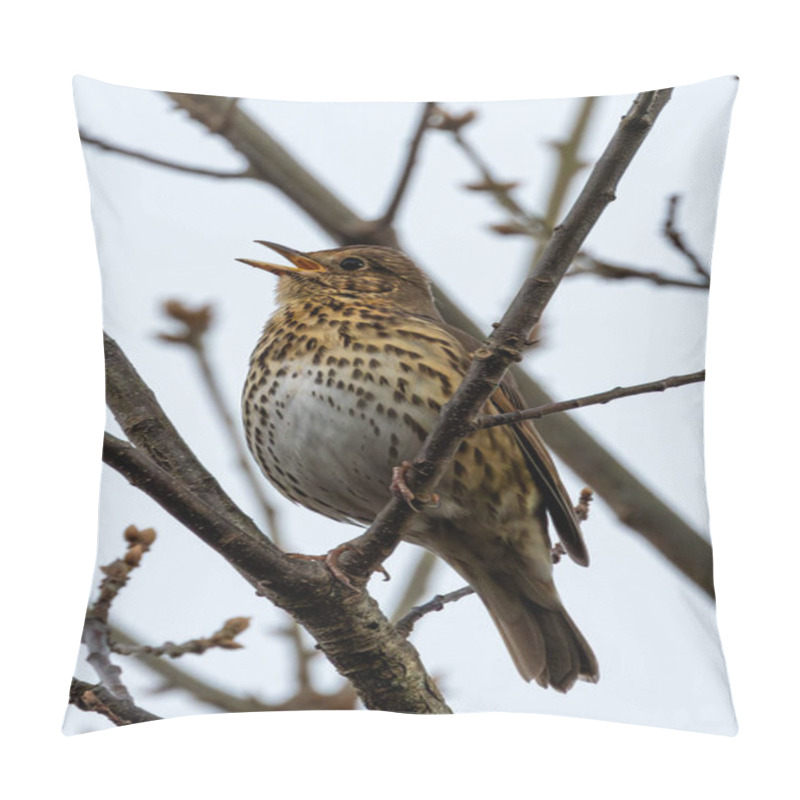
[69,678,161,726]
[103,337,450,713]
[478,370,705,429]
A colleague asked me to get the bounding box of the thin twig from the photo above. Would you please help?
[395,587,476,638]
[69,678,161,726]
[478,370,705,429]
[448,121,546,234]
[79,133,254,180]
[158,301,284,543]
[567,254,710,289]
[111,617,250,658]
[82,525,156,701]
[664,194,709,278]
[377,102,437,228]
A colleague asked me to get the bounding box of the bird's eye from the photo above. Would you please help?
[340,257,365,271]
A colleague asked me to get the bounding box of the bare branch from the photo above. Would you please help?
[376,102,437,228]
[110,624,355,712]
[664,194,709,278]
[341,90,674,578]
[567,254,710,289]
[82,525,157,701]
[436,109,546,235]
[111,617,250,658]
[158,300,283,543]
[395,586,476,638]
[103,337,451,713]
[163,90,714,598]
[69,678,161,726]
[478,370,705,429]
[79,133,254,180]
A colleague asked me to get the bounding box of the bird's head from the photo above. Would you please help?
[237,242,438,314]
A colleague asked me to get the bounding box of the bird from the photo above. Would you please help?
[238,241,599,692]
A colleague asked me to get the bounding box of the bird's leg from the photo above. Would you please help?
[390,461,441,511]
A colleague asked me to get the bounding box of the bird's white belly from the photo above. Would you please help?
[248,370,441,524]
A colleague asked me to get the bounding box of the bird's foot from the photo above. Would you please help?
[286,543,390,591]
[390,461,440,511]
[550,542,567,564]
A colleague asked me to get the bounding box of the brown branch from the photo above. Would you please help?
[82,525,157,701]
[103,336,450,713]
[69,678,161,726]
[111,617,250,658]
[478,370,705,429]
[158,300,283,543]
[567,254,710,289]
[79,133,254,180]
[437,110,546,235]
[110,624,355,712]
[341,89,674,577]
[160,90,713,598]
[376,102,437,228]
[664,194,709,278]
[395,587,476,638]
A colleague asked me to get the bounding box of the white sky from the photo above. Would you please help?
[66,75,738,734]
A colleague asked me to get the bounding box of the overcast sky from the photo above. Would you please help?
[66,75,738,734]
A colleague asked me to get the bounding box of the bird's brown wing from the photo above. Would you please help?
[442,322,590,567]
[488,377,589,566]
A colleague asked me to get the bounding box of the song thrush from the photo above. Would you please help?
[239,242,599,692]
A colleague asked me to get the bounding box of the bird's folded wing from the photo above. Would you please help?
[489,379,590,566]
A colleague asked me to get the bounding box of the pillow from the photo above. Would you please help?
[67,75,737,734]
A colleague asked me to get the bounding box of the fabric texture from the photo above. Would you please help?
[67,75,738,734]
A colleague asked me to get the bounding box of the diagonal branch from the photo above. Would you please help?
[103,337,450,713]
[376,102,437,229]
[69,678,161,726]
[129,90,713,597]
[79,133,254,180]
[664,194,709,278]
[567,254,710,289]
[395,587,476,638]
[478,370,705,429]
[342,90,674,576]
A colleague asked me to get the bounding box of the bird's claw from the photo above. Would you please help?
[286,542,391,590]
[390,461,440,511]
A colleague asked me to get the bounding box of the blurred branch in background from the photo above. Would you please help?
[567,194,710,289]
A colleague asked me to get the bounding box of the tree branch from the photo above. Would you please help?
[79,133,254,180]
[664,194,709,279]
[567,254,710,289]
[103,336,450,713]
[395,587,476,638]
[69,678,161,726]
[148,90,713,597]
[478,370,705,429]
[341,89,674,576]
[376,102,437,228]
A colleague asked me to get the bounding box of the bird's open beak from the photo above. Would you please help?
[236,241,327,276]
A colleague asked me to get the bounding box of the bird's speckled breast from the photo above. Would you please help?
[243,297,538,529]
